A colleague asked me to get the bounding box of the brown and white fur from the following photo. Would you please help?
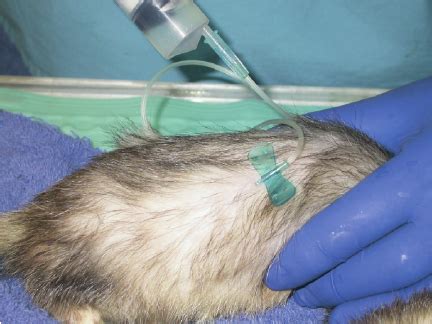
[0,116,425,323]
[355,291,432,324]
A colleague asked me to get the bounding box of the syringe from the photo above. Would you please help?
[114,0,250,77]
[114,0,294,114]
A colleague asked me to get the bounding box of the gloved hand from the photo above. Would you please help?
[265,77,432,323]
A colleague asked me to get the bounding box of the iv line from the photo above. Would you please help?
[140,59,305,163]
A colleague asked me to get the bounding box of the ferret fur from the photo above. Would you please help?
[0,117,394,323]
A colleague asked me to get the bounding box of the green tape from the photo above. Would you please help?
[249,143,296,206]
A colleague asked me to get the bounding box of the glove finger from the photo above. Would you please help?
[329,274,432,324]
[308,77,432,153]
[293,224,432,308]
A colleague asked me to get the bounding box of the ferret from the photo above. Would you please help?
[0,116,427,323]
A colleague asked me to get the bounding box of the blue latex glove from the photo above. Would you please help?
[265,77,432,323]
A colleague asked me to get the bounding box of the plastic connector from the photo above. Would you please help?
[249,143,296,206]
[202,26,249,80]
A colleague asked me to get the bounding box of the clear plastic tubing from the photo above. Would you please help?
[139,60,305,162]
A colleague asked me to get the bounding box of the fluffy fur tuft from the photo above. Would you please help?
[354,291,432,324]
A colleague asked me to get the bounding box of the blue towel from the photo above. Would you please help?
[0,111,325,323]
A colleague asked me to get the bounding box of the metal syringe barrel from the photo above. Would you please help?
[114,0,209,59]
